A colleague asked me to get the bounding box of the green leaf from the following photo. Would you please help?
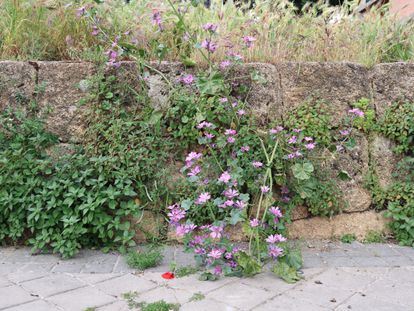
[148,110,163,125]
[229,209,245,225]
[337,170,352,181]
[181,199,193,210]
[272,261,302,284]
[292,163,313,180]
[235,251,262,277]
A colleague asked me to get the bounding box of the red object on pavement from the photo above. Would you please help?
[161,272,175,279]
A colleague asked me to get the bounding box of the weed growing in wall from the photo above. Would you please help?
[377,101,414,247]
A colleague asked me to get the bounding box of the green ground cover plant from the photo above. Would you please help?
[375,101,414,247]
[340,233,356,243]
[0,0,413,65]
[126,247,164,270]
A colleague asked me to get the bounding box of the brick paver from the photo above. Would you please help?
[0,242,413,311]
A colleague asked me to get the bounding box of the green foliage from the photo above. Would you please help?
[351,98,375,132]
[291,162,314,180]
[272,249,303,283]
[383,179,414,247]
[376,101,414,247]
[363,231,385,244]
[379,101,414,154]
[171,264,200,278]
[294,175,342,217]
[284,102,332,146]
[189,292,205,302]
[126,248,163,270]
[235,251,262,277]
[340,234,356,244]
[198,271,219,281]
[140,301,180,311]
[0,109,141,257]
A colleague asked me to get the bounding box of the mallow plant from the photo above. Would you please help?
[75,0,364,281]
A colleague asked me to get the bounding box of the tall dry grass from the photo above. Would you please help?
[0,0,413,65]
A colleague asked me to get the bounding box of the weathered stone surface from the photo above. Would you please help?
[133,210,164,243]
[321,131,371,212]
[37,61,95,142]
[113,61,185,111]
[287,210,390,240]
[370,135,401,190]
[231,63,282,125]
[371,62,414,118]
[0,61,36,111]
[277,62,370,123]
[291,205,310,221]
[225,223,248,242]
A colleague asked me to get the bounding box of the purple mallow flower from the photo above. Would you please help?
[270,126,284,134]
[220,60,232,69]
[269,206,283,218]
[201,39,217,53]
[235,200,247,209]
[224,129,237,136]
[197,121,214,129]
[237,109,246,116]
[209,226,223,239]
[268,245,284,258]
[196,192,211,205]
[227,136,236,143]
[151,10,163,30]
[250,218,259,228]
[288,136,297,144]
[186,152,202,162]
[76,6,86,17]
[242,36,256,48]
[188,165,201,177]
[203,23,218,33]
[261,186,270,193]
[252,161,263,168]
[208,248,224,259]
[349,108,364,117]
[305,143,316,150]
[218,171,231,184]
[204,132,215,139]
[223,189,239,199]
[266,234,287,244]
[181,74,194,85]
[340,129,351,136]
[241,145,250,152]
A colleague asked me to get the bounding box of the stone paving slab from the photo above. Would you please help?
[0,242,412,311]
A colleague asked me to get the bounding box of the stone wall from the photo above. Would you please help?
[2,61,412,240]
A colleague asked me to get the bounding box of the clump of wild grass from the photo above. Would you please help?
[0,0,413,65]
[126,247,163,270]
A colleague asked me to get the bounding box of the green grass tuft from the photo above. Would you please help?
[126,248,163,270]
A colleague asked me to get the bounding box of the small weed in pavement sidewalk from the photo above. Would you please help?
[126,247,163,271]
[341,234,357,244]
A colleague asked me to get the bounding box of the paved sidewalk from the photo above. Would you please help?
[0,242,413,311]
